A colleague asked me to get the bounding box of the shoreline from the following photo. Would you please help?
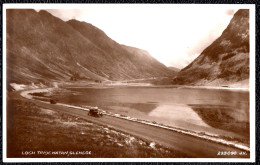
[10,81,249,92]
[61,81,250,91]
[7,94,184,158]
[19,87,250,152]
[175,85,249,92]
[65,84,249,92]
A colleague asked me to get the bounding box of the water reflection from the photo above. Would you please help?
[148,103,249,142]
[148,104,209,128]
[61,86,249,142]
[189,104,249,137]
[106,102,158,113]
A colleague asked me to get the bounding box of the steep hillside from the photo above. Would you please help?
[66,20,174,79]
[121,45,175,77]
[173,9,249,87]
[6,9,173,85]
[168,67,180,73]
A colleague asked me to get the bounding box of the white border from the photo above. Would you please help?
[249,4,256,163]
[2,3,256,162]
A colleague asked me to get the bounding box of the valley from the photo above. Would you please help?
[5,8,251,159]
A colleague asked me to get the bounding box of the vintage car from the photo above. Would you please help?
[50,99,57,104]
[88,107,103,117]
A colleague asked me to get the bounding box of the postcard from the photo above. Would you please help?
[3,3,256,162]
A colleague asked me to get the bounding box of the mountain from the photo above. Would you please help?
[173,9,249,87]
[6,9,174,85]
[66,20,174,79]
[168,67,180,73]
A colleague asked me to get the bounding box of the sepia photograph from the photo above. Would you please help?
[3,4,255,162]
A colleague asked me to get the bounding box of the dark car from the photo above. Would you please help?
[88,107,103,117]
[50,99,57,104]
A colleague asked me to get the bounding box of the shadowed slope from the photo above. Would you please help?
[174,9,249,87]
[7,9,174,85]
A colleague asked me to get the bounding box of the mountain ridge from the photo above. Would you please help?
[6,9,176,85]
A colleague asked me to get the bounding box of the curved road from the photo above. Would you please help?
[16,92,250,158]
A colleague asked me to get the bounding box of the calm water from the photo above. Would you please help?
[56,86,249,143]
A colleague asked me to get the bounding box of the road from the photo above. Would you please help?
[15,91,250,158]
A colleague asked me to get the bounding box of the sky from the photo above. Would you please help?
[43,5,240,69]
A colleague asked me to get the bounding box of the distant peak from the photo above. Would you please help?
[66,19,78,23]
[38,10,48,14]
[67,19,95,27]
[38,10,52,16]
[234,9,249,17]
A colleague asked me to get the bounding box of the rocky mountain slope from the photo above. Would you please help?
[6,9,174,85]
[173,9,249,87]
